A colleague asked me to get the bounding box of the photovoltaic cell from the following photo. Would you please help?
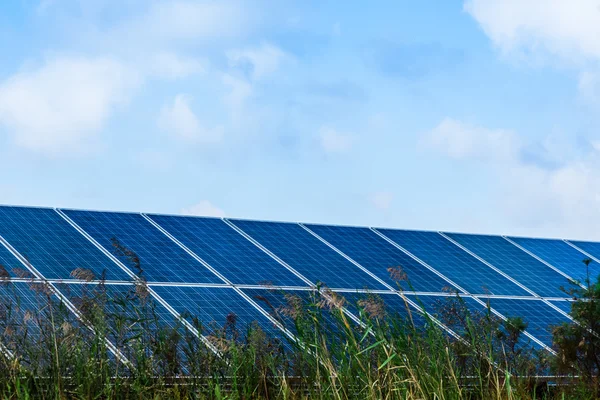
[508,237,598,285]
[304,224,455,292]
[62,210,223,284]
[376,229,530,296]
[567,240,600,271]
[548,300,573,315]
[407,294,490,335]
[241,288,359,344]
[341,291,429,328]
[0,281,86,357]
[445,233,571,298]
[147,214,307,287]
[480,298,571,347]
[0,207,130,281]
[230,220,388,290]
[151,286,290,347]
[0,242,27,278]
[58,282,200,372]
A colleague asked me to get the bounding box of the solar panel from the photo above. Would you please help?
[229,220,388,290]
[508,237,598,286]
[406,294,494,336]
[376,229,531,296]
[340,291,429,328]
[478,298,571,347]
[0,207,130,281]
[445,233,571,298]
[0,204,592,362]
[566,240,600,269]
[303,224,456,292]
[548,300,573,315]
[0,242,27,278]
[150,286,291,349]
[62,210,223,284]
[146,214,307,287]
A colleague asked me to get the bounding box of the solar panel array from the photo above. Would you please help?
[0,205,592,360]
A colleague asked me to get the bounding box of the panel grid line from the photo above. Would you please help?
[222,219,315,287]
[503,236,582,288]
[0,233,133,365]
[143,214,312,348]
[437,232,539,298]
[470,296,557,354]
[55,209,222,356]
[370,228,468,294]
[563,240,600,265]
[299,223,397,292]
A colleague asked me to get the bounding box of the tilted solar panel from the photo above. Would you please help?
[151,286,292,350]
[303,224,457,293]
[0,204,593,361]
[566,240,600,269]
[444,233,571,298]
[0,242,27,278]
[478,298,571,347]
[0,207,130,281]
[229,219,388,290]
[548,300,573,315]
[62,210,223,284]
[146,214,308,287]
[375,229,531,296]
[507,237,598,286]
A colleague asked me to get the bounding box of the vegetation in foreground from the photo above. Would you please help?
[0,258,599,398]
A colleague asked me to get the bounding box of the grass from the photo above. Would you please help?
[0,274,595,399]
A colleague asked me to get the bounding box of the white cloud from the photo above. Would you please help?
[370,192,394,211]
[423,118,520,161]
[319,126,353,153]
[425,117,600,240]
[123,1,250,43]
[181,200,226,217]
[150,53,206,79]
[0,56,137,155]
[158,94,223,143]
[227,43,290,80]
[222,73,253,113]
[464,0,600,61]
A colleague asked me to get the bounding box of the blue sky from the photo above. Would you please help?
[1,0,600,239]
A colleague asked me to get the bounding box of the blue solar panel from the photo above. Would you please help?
[480,298,571,347]
[230,220,388,290]
[445,233,571,298]
[147,214,307,287]
[376,229,530,296]
[62,210,223,284]
[407,294,492,335]
[0,281,89,358]
[59,282,202,372]
[0,207,130,281]
[304,224,455,292]
[241,287,358,344]
[0,281,48,344]
[566,240,600,274]
[341,291,429,327]
[151,286,290,347]
[58,282,181,330]
[0,242,27,278]
[508,237,599,286]
[548,300,573,315]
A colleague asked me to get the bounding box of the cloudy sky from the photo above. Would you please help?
[1,0,600,240]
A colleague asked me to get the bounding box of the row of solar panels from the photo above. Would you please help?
[0,280,573,354]
[0,205,596,356]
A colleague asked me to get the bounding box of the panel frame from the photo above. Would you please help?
[370,228,468,294]
[503,236,582,288]
[0,231,132,365]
